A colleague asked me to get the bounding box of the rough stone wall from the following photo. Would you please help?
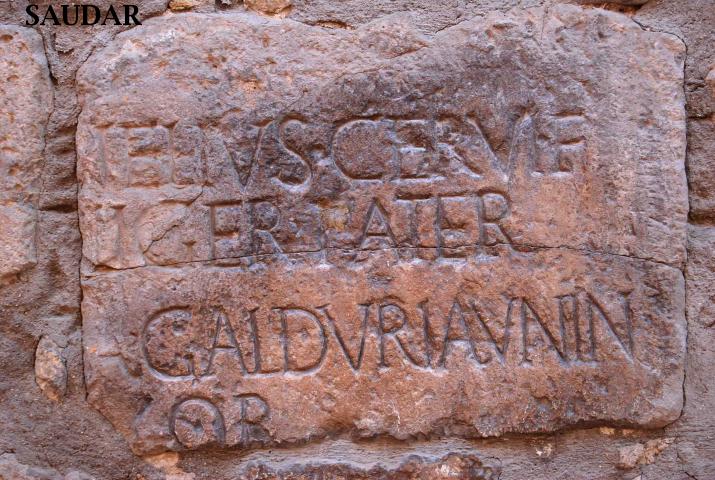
[0,1,712,479]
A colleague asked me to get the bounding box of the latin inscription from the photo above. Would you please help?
[80,108,588,269]
[83,255,681,454]
[89,113,583,190]
[144,291,633,382]
[171,394,270,449]
[78,6,687,454]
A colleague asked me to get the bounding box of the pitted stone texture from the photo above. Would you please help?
[0,453,95,480]
[83,251,684,454]
[0,202,37,278]
[634,0,715,221]
[169,0,205,11]
[239,453,500,479]
[687,116,715,219]
[660,226,715,478]
[245,0,292,15]
[34,336,67,402]
[77,6,687,454]
[0,26,52,280]
[77,7,687,271]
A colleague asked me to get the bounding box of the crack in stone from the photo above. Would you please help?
[631,11,691,428]
[81,240,680,278]
[141,187,205,255]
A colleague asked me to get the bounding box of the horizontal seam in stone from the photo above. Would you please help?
[81,241,680,278]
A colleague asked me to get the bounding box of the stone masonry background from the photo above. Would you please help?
[0,0,713,478]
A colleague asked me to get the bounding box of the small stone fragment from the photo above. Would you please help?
[169,0,203,11]
[639,438,675,465]
[535,442,554,458]
[617,443,645,469]
[142,453,195,480]
[244,0,291,15]
[617,438,674,469]
[0,453,59,480]
[63,473,96,480]
[0,26,52,281]
[0,203,37,280]
[706,66,715,96]
[34,336,67,402]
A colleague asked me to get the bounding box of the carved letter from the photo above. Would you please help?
[275,308,328,373]
[507,113,537,175]
[171,398,225,449]
[438,300,478,368]
[171,121,204,185]
[520,299,566,365]
[586,293,633,360]
[469,299,516,365]
[477,192,512,248]
[208,202,251,260]
[436,195,479,258]
[319,304,369,371]
[226,394,271,447]
[436,116,502,178]
[218,113,262,187]
[395,120,438,179]
[144,307,198,380]
[377,303,429,368]
[251,200,284,255]
[333,119,395,180]
[206,308,248,375]
[359,199,397,250]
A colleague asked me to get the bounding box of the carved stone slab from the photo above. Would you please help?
[77,6,687,454]
[0,26,52,280]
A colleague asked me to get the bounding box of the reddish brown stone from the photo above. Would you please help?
[656,225,715,478]
[0,26,52,281]
[635,1,715,222]
[76,5,687,455]
[0,453,94,480]
[34,336,67,402]
[244,0,292,15]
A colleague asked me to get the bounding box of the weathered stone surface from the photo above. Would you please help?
[76,5,687,454]
[656,225,715,478]
[83,252,685,453]
[239,453,500,479]
[244,0,292,15]
[0,0,712,478]
[616,437,674,470]
[0,202,37,279]
[34,336,67,402]
[686,116,715,219]
[0,12,168,480]
[77,8,687,270]
[0,453,95,480]
[0,26,52,281]
[0,453,59,480]
[635,0,715,221]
